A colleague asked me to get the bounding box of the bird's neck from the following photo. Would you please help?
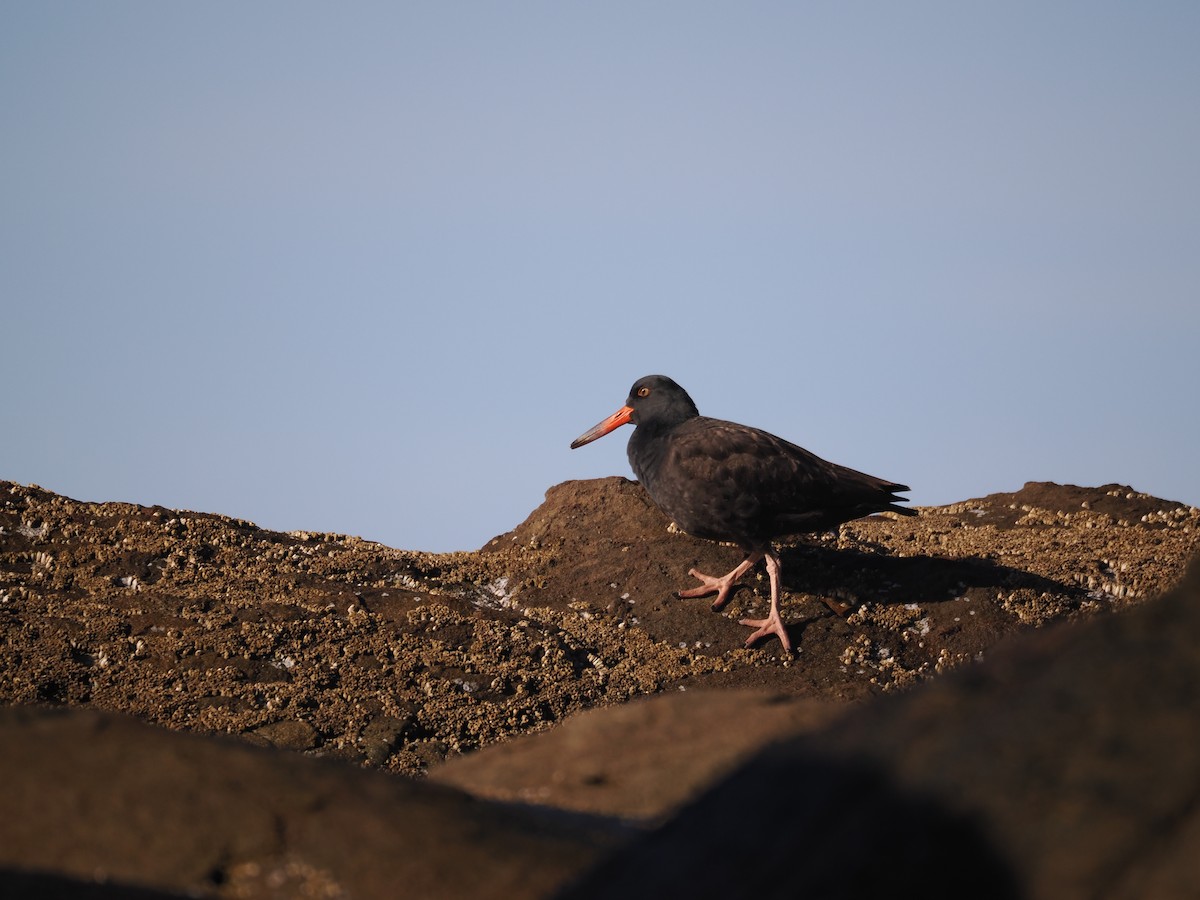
[627,415,690,484]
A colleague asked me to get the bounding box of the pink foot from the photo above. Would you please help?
[676,568,738,610]
[739,612,793,652]
[674,553,763,611]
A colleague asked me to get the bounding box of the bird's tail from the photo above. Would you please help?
[882,483,918,517]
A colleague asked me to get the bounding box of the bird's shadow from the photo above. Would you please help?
[725,541,1089,653]
[773,540,1080,616]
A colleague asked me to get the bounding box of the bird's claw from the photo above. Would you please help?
[676,568,736,610]
[739,614,793,653]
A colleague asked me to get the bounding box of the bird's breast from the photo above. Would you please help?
[628,426,763,544]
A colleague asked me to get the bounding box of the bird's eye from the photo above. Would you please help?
[637,386,650,397]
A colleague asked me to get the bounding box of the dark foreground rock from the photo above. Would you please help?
[560,559,1200,900]
[0,704,625,899]
[429,689,839,823]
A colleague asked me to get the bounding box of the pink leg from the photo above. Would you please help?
[676,551,763,611]
[738,550,792,652]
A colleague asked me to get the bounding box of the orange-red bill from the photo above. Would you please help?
[570,405,634,449]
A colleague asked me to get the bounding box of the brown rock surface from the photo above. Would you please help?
[1,476,1198,896]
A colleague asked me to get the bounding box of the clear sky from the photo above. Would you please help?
[4,3,1198,552]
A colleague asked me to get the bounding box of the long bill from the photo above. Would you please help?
[570,405,634,449]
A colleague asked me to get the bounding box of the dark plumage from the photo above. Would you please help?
[571,375,915,651]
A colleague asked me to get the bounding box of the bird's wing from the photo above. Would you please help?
[663,418,909,533]
[653,420,824,526]
[666,419,835,491]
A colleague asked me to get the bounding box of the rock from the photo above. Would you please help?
[248,717,319,751]
[0,706,627,900]
[2,477,1199,897]
[430,689,836,823]
[559,558,1200,900]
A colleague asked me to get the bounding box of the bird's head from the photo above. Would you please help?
[570,375,699,449]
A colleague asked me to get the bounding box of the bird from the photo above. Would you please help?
[570,375,916,652]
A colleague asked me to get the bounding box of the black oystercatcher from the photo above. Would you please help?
[570,375,916,652]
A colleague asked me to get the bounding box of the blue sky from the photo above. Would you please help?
[3,3,1198,551]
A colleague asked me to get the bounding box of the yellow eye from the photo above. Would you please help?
[637,386,650,397]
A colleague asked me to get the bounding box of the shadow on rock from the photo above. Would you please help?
[557,747,1020,900]
[777,540,1079,609]
[0,870,190,899]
